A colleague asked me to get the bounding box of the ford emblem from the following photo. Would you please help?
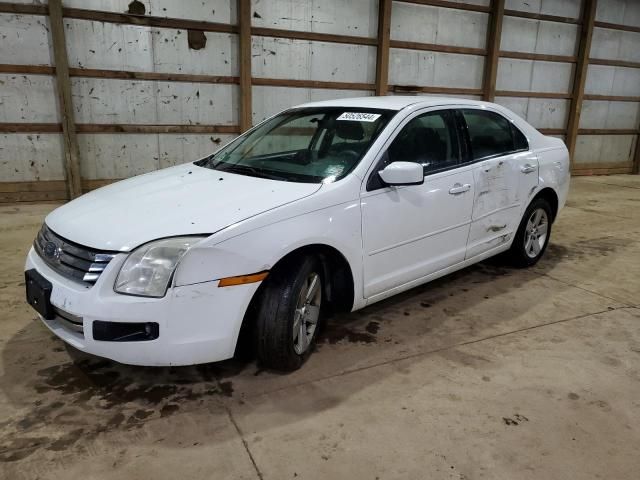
[43,241,60,259]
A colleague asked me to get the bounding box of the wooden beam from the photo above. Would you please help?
[252,27,376,46]
[76,124,240,134]
[49,0,82,199]
[482,0,505,102]
[375,0,392,96]
[503,9,581,25]
[62,7,236,34]
[238,0,252,133]
[390,40,486,56]
[578,128,639,135]
[395,0,490,14]
[0,123,62,133]
[594,20,640,34]
[583,94,640,102]
[494,90,572,99]
[499,51,576,63]
[390,85,483,96]
[633,135,640,175]
[0,2,47,15]
[253,78,375,91]
[566,0,597,170]
[588,58,640,69]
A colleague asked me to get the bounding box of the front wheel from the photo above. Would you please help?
[508,198,552,267]
[256,256,323,371]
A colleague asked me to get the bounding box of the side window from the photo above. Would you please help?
[386,110,460,174]
[512,123,529,151]
[462,109,522,160]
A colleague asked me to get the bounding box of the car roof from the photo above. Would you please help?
[293,95,490,111]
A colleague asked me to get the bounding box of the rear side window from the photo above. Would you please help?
[461,109,528,160]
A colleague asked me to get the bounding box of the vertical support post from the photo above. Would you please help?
[375,0,392,96]
[633,134,640,174]
[482,0,505,102]
[49,0,82,198]
[566,0,597,171]
[238,0,252,132]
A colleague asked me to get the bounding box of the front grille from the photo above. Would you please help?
[34,224,117,286]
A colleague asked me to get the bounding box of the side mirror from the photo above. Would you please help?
[378,161,424,186]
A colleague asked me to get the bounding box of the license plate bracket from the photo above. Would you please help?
[25,269,55,320]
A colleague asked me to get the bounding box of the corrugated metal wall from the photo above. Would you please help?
[0,0,638,202]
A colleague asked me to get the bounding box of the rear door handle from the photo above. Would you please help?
[449,183,471,195]
[521,164,536,174]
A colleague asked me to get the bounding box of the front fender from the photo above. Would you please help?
[173,199,364,302]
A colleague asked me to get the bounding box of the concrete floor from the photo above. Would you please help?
[0,175,639,480]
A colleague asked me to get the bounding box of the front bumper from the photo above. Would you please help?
[25,247,260,366]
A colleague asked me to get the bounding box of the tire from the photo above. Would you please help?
[508,197,553,268]
[256,255,323,371]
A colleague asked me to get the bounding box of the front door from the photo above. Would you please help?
[361,109,475,299]
[460,108,538,259]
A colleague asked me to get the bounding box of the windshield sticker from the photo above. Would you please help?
[337,112,381,122]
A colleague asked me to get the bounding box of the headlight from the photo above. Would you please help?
[114,236,205,297]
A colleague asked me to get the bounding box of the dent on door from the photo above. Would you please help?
[466,157,521,258]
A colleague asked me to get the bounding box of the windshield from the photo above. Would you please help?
[195,107,395,183]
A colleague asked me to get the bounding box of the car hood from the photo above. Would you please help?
[45,163,321,251]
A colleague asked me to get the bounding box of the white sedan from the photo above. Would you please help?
[25,96,570,371]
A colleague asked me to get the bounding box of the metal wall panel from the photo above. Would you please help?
[585,65,640,97]
[252,86,372,123]
[575,135,637,165]
[71,78,238,125]
[391,2,488,48]
[505,0,581,18]
[501,17,578,56]
[495,97,569,129]
[595,0,640,27]
[0,74,60,123]
[250,0,377,38]
[389,49,485,89]
[251,37,376,84]
[0,134,65,182]
[0,13,54,66]
[497,59,574,93]
[580,101,640,129]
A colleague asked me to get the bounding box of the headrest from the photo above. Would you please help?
[335,121,365,141]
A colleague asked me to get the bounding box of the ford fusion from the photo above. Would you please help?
[25,97,570,371]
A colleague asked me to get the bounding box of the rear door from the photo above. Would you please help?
[459,108,538,259]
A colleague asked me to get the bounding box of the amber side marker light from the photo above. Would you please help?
[218,271,269,287]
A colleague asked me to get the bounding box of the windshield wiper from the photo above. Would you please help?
[222,164,287,181]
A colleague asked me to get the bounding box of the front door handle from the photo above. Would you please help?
[521,164,536,174]
[449,183,471,195]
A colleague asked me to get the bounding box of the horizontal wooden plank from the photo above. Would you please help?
[0,2,47,15]
[0,123,62,133]
[62,7,237,34]
[251,27,377,46]
[583,94,640,102]
[588,58,640,69]
[594,21,640,34]
[500,50,576,63]
[389,84,483,95]
[75,124,241,134]
[572,161,633,170]
[577,129,639,135]
[70,68,239,84]
[395,0,490,14]
[0,180,66,193]
[0,190,67,203]
[253,77,375,91]
[390,39,486,56]
[495,90,573,99]
[572,167,633,176]
[538,128,567,135]
[504,9,581,25]
[0,64,54,75]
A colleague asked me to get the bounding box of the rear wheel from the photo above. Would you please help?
[508,198,552,267]
[256,255,323,371]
